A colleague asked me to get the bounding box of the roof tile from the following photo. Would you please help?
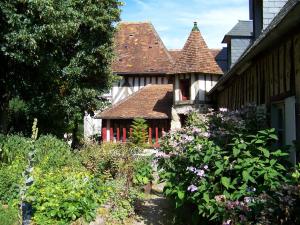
[172,23,223,74]
[112,22,174,74]
[96,84,173,119]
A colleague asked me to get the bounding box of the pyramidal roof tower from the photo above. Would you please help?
[172,22,222,74]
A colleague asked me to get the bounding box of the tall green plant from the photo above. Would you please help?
[130,118,148,147]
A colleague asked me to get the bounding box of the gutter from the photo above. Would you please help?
[208,0,300,95]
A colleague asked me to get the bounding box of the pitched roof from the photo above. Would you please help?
[168,49,182,61]
[112,22,174,74]
[209,0,300,94]
[171,22,223,75]
[222,20,253,43]
[210,49,221,58]
[96,84,173,119]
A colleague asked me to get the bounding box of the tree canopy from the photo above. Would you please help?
[0,0,121,136]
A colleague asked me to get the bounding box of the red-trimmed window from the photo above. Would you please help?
[180,79,190,100]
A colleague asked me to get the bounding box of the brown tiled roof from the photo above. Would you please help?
[112,22,174,74]
[210,49,221,58]
[172,23,223,75]
[168,49,182,61]
[96,84,173,119]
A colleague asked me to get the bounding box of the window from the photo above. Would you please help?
[179,79,190,101]
[271,102,285,146]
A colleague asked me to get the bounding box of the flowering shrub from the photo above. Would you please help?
[157,109,290,224]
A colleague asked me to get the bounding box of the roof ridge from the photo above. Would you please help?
[148,23,175,65]
[118,21,151,24]
[168,49,182,51]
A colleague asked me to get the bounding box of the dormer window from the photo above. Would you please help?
[179,79,190,101]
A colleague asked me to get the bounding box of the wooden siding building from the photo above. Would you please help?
[209,0,300,163]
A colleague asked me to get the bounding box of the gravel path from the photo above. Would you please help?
[133,182,174,225]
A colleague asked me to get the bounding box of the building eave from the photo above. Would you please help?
[208,0,300,95]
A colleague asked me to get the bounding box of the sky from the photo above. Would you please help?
[121,0,250,49]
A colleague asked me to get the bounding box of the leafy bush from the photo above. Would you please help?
[0,203,19,225]
[157,109,290,224]
[34,135,80,171]
[130,118,148,147]
[0,134,31,203]
[26,168,107,225]
[133,157,154,186]
[0,134,31,164]
[103,178,138,223]
[0,159,26,203]
[79,142,140,179]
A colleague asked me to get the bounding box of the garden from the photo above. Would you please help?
[0,119,157,225]
[1,106,300,225]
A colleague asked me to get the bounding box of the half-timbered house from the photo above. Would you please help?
[169,22,223,129]
[96,22,223,144]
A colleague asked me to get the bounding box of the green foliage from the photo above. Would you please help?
[78,143,144,223]
[0,158,26,203]
[158,108,291,224]
[26,168,106,225]
[130,118,149,147]
[0,134,31,164]
[34,135,80,171]
[79,142,140,178]
[103,178,138,223]
[0,134,31,203]
[0,203,19,225]
[133,157,154,186]
[0,0,121,136]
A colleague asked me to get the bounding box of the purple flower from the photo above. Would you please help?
[219,108,228,112]
[203,165,208,170]
[202,132,210,138]
[187,185,198,192]
[244,197,253,203]
[195,169,205,177]
[222,220,231,225]
[186,166,196,172]
[155,152,170,159]
[239,215,246,221]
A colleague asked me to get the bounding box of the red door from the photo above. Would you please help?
[180,79,190,100]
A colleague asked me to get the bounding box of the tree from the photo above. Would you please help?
[0,0,121,139]
[130,118,149,147]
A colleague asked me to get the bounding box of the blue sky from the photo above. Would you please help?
[121,0,249,49]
